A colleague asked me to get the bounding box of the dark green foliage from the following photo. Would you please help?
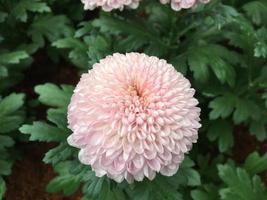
[218,164,267,200]
[0,0,266,199]
[0,93,25,198]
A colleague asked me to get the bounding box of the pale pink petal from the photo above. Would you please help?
[81,0,141,11]
[67,53,201,183]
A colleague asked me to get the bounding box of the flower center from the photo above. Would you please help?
[128,85,142,97]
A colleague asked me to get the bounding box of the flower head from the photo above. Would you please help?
[81,0,140,11]
[160,0,210,11]
[67,53,201,183]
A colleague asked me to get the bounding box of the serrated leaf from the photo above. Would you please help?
[47,161,82,196]
[12,0,51,22]
[0,12,7,23]
[74,22,93,38]
[186,169,201,186]
[254,28,267,58]
[191,184,219,200]
[244,152,267,175]
[176,157,201,186]
[92,13,167,56]
[152,177,183,200]
[233,99,258,124]
[52,38,85,49]
[0,136,14,149]
[0,115,24,133]
[210,58,236,86]
[29,15,73,47]
[243,1,267,25]
[0,51,29,65]
[35,83,73,108]
[0,177,6,200]
[187,44,237,86]
[0,160,12,176]
[52,38,88,68]
[249,120,267,141]
[209,94,236,119]
[218,164,267,200]
[188,51,210,82]
[0,66,8,78]
[0,93,24,116]
[20,121,68,142]
[83,177,105,198]
[47,109,68,130]
[207,120,233,152]
[47,174,80,196]
[43,143,74,165]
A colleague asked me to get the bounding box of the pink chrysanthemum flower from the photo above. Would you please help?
[81,0,140,11]
[160,0,210,11]
[67,53,201,183]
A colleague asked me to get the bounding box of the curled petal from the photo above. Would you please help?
[67,53,201,182]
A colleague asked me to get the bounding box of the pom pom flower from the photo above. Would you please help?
[67,53,201,183]
[81,0,140,11]
[160,0,210,11]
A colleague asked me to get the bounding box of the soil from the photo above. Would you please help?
[233,126,267,162]
[233,126,267,185]
[5,142,82,200]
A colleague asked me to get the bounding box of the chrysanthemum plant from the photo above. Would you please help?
[19,0,267,199]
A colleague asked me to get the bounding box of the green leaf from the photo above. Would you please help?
[233,99,258,124]
[244,152,267,175]
[0,66,8,78]
[47,109,68,130]
[0,115,24,133]
[0,160,12,176]
[191,184,219,200]
[210,58,236,86]
[47,162,81,196]
[52,37,88,68]
[209,94,236,119]
[186,169,201,186]
[187,44,237,86]
[0,136,14,149]
[20,121,68,142]
[218,164,267,200]
[151,177,183,200]
[0,51,29,65]
[29,15,73,47]
[0,93,25,133]
[35,83,73,108]
[188,51,210,82]
[263,92,267,107]
[83,176,105,198]
[254,28,267,58]
[249,120,267,141]
[0,93,24,116]
[52,37,85,49]
[176,157,201,186]
[0,12,7,23]
[12,0,51,22]
[43,143,74,165]
[128,181,150,200]
[74,22,93,38]
[207,120,233,152]
[92,13,167,56]
[0,177,6,200]
[85,34,112,67]
[243,1,267,25]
